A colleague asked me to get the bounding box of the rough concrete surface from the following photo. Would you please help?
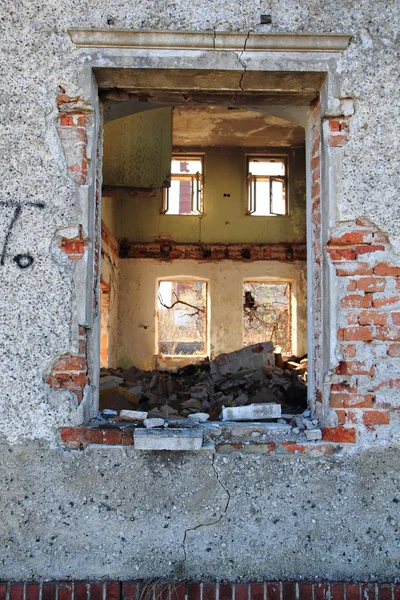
[0,440,399,581]
[0,0,399,581]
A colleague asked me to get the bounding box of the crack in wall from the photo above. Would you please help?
[180,454,231,566]
[235,31,251,93]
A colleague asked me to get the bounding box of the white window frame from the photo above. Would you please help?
[162,155,204,215]
[246,155,288,216]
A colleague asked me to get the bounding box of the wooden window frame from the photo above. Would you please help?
[162,155,204,215]
[246,156,288,216]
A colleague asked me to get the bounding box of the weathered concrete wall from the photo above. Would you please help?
[1,439,399,582]
[111,146,306,244]
[0,0,399,582]
[117,258,307,369]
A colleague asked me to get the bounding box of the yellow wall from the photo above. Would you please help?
[107,146,306,245]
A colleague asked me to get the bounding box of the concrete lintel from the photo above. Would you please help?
[68,29,351,53]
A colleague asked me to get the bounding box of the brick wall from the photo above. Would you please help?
[1,581,398,600]
[46,326,88,404]
[325,219,399,442]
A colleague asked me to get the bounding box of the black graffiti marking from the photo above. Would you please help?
[0,200,45,267]
[13,254,34,269]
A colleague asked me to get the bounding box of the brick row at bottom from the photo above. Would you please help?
[0,581,399,600]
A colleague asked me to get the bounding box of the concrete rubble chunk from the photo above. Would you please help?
[134,428,203,451]
[100,376,125,389]
[305,428,322,441]
[119,410,148,421]
[144,418,165,428]
[221,403,281,421]
[187,412,210,423]
[211,342,274,380]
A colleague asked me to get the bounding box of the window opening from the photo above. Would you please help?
[243,281,292,354]
[247,157,287,216]
[100,282,111,368]
[162,156,203,215]
[157,280,207,356]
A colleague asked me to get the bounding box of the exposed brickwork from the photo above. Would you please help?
[46,327,88,404]
[60,226,86,260]
[102,221,119,262]
[119,240,306,262]
[309,99,323,418]
[56,91,92,185]
[327,219,399,441]
[1,582,398,600]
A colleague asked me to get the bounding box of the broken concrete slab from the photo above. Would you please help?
[119,410,148,421]
[143,418,165,428]
[211,342,274,380]
[221,403,281,421]
[134,428,203,451]
[305,429,322,441]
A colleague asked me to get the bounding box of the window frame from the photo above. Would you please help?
[162,154,204,215]
[246,155,288,216]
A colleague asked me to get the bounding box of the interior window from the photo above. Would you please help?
[247,157,287,216]
[162,156,203,215]
[157,280,207,356]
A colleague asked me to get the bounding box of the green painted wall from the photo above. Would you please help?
[106,147,306,244]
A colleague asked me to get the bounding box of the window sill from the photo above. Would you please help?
[60,422,349,456]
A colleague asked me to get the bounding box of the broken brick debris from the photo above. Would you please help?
[97,343,310,432]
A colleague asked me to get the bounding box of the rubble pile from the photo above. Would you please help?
[98,342,309,427]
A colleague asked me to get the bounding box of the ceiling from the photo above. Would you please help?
[172,106,305,148]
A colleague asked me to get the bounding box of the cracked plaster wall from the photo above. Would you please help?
[0,0,399,581]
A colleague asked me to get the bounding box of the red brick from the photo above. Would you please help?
[322,426,356,443]
[373,295,400,308]
[266,582,280,600]
[203,583,216,600]
[61,426,134,446]
[330,393,347,408]
[378,585,392,600]
[356,245,385,255]
[362,411,390,425]
[375,326,400,341]
[90,583,104,600]
[298,583,313,600]
[187,583,201,600]
[10,584,24,600]
[374,263,400,276]
[42,584,56,600]
[328,248,356,261]
[250,583,264,600]
[106,583,120,600]
[394,585,400,600]
[328,133,348,147]
[314,584,328,600]
[335,262,373,276]
[392,312,400,324]
[346,584,360,600]
[329,231,372,246]
[341,294,371,308]
[361,584,375,600]
[26,584,40,600]
[235,584,249,600]
[58,584,72,600]
[171,583,186,600]
[338,361,374,376]
[339,327,373,342]
[330,583,344,600]
[282,583,296,600]
[359,311,387,325]
[219,583,233,600]
[388,344,400,357]
[357,278,386,293]
[0,584,6,600]
[74,583,88,600]
[154,584,169,600]
[343,394,374,408]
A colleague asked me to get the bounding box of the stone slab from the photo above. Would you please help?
[134,428,203,451]
[221,403,281,421]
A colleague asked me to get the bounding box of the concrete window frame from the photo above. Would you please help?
[66,29,351,426]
